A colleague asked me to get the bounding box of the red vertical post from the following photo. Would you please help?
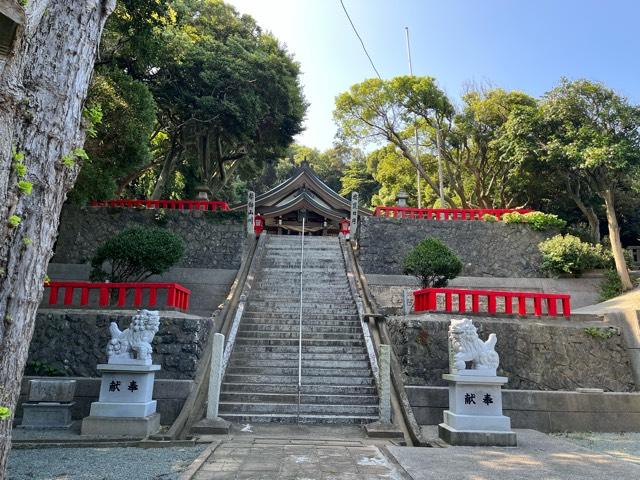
[99,287,109,307]
[488,294,497,314]
[428,290,437,311]
[533,296,542,316]
[518,295,527,316]
[458,293,466,312]
[134,287,142,307]
[445,292,453,312]
[504,295,513,315]
[167,285,176,308]
[562,297,571,317]
[48,286,59,305]
[472,293,479,313]
[117,287,126,307]
[184,292,190,311]
[63,286,74,305]
[80,288,89,306]
[149,287,157,307]
[547,297,558,316]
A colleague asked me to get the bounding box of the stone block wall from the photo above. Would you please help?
[357,216,553,277]
[52,206,245,269]
[387,313,635,392]
[27,309,213,379]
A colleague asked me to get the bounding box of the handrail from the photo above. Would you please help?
[297,216,305,424]
[413,287,571,317]
[373,206,532,220]
[44,281,191,311]
[90,199,230,211]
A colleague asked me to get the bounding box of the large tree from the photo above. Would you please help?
[0,0,114,473]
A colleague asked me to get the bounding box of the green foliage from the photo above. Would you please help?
[22,236,32,246]
[584,327,617,340]
[482,214,498,222]
[17,180,32,195]
[90,228,185,283]
[8,215,21,228]
[25,361,65,377]
[82,104,103,138]
[538,234,612,276]
[14,162,27,178]
[402,238,463,288]
[599,269,624,301]
[502,211,566,230]
[0,406,10,420]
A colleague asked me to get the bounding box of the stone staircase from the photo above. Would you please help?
[219,235,379,424]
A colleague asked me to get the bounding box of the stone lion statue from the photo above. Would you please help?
[107,310,160,364]
[448,318,499,374]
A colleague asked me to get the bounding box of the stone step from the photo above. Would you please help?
[225,366,372,377]
[240,317,361,326]
[234,338,364,347]
[243,308,358,317]
[223,374,374,386]
[231,345,368,354]
[238,324,362,334]
[228,358,370,369]
[229,352,369,361]
[219,413,377,425]
[218,401,379,416]
[235,331,362,340]
[219,391,378,405]
[221,383,377,395]
[242,312,359,320]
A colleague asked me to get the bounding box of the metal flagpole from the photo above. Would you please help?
[404,27,421,209]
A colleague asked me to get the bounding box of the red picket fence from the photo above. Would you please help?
[413,287,571,318]
[90,199,230,211]
[373,207,532,220]
[44,281,191,312]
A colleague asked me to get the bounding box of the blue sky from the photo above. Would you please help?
[228,0,640,150]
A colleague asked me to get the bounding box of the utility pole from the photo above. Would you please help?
[404,27,421,208]
[404,27,445,208]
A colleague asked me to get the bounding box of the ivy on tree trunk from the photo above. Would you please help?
[0,0,114,474]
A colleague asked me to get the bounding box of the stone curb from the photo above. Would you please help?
[178,440,221,480]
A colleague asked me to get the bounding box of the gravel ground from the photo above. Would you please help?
[553,432,640,465]
[7,445,207,480]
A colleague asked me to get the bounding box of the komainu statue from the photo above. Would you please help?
[448,318,499,375]
[107,310,160,364]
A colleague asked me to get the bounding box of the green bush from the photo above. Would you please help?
[482,213,498,222]
[599,269,624,301]
[538,234,612,277]
[90,228,185,282]
[24,361,66,377]
[502,211,566,230]
[402,238,463,288]
[0,406,10,420]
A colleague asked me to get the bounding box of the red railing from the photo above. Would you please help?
[413,287,571,318]
[90,199,230,211]
[373,207,532,220]
[44,281,191,312]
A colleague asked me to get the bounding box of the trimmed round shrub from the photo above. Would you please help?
[482,213,498,222]
[538,234,612,277]
[402,238,463,288]
[90,228,185,283]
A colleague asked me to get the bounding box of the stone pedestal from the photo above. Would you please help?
[19,379,76,430]
[81,363,161,437]
[438,373,516,447]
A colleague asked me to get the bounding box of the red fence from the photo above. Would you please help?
[373,207,532,220]
[45,281,191,312]
[90,199,230,211]
[413,287,571,318]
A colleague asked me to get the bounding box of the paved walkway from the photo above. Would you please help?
[389,428,640,480]
[185,424,407,480]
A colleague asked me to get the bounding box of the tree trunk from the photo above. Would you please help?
[566,176,600,244]
[0,0,114,473]
[600,189,633,291]
[151,136,181,200]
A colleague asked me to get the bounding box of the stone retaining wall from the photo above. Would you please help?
[387,313,636,392]
[357,216,553,277]
[53,206,245,269]
[16,377,192,425]
[406,386,640,432]
[27,309,213,380]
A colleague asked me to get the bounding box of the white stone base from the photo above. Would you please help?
[438,423,517,447]
[89,400,157,418]
[443,410,511,431]
[81,413,160,438]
